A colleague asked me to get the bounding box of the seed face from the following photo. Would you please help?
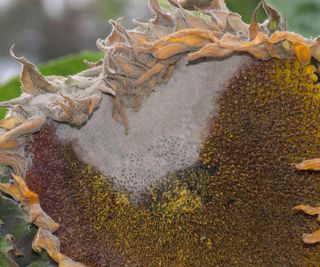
[23,59,320,266]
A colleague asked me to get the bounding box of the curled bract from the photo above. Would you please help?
[293,205,320,244]
[296,158,320,171]
[32,229,85,267]
[294,158,320,244]
[10,46,60,96]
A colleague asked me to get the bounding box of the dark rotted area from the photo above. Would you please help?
[24,123,122,266]
[26,59,320,266]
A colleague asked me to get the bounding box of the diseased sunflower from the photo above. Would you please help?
[1,0,320,266]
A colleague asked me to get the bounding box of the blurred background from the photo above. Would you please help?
[0,0,319,89]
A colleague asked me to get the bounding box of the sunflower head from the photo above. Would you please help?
[1,0,320,266]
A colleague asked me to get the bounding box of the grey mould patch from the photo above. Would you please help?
[57,55,250,194]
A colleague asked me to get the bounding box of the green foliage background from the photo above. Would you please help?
[229,0,320,38]
[0,0,319,120]
[269,0,320,38]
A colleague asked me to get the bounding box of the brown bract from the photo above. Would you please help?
[295,159,320,244]
[0,0,320,266]
[32,229,85,267]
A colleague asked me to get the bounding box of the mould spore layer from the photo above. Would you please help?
[26,58,320,266]
[57,56,248,194]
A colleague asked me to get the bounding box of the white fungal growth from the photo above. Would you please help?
[58,55,249,194]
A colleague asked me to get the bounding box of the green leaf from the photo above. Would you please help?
[159,0,171,10]
[269,0,320,38]
[0,195,30,240]
[39,51,103,77]
[26,251,56,267]
[0,234,18,267]
[226,0,266,23]
[0,195,56,266]
[0,51,103,120]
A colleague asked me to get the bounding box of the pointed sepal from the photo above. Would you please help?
[10,46,59,96]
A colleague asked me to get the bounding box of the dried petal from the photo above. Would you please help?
[302,230,320,244]
[293,205,320,220]
[0,152,26,176]
[0,116,46,149]
[0,182,24,203]
[294,43,311,65]
[11,173,39,204]
[0,94,32,109]
[32,229,85,267]
[268,31,306,45]
[134,63,166,86]
[225,12,249,34]
[24,204,59,232]
[311,45,320,62]
[149,0,174,27]
[59,258,86,267]
[0,115,25,130]
[106,19,127,46]
[0,173,39,206]
[32,229,65,262]
[295,158,320,170]
[188,43,233,61]
[174,7,213,30]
